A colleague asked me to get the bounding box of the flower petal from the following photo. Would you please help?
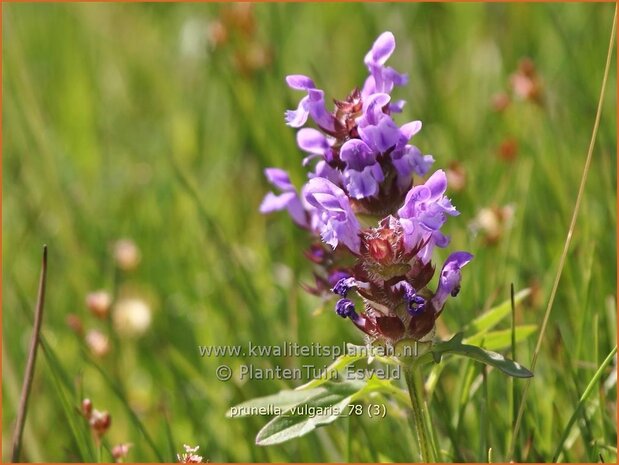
[340,139,376,170]
[344,164,384,199]
[297,128,329,155]
[285,95,310,127]
[259,191,296,213]
[400,121,423,140]
[364,31,396,67]
[286,74,315,90]
[264,168,293,191]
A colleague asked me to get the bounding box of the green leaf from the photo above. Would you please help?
[464,325,537,351]
[227,388,326,418]
[465,289,531,336]
[417,333,533,378]
[296,344,366,390]
[255,381,364,446]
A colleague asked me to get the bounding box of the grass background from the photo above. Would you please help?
[2,2,617,462]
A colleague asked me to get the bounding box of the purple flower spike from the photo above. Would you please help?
[303,178,361,253]
[260,168,308,227]
[432,251,474,311]
[263,31,474,344]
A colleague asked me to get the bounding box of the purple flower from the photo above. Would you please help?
[357,93,401,153]
[285,75,335,131]
[297,128,333,166]
[335,298,359,321]
[392,281,427,316]
[343,164,384,199]
[303,177,361,253]
[309,160,342,186]
[391,145,435,190]
[389,99,406,113]
[339,139,377,169]
[332,277,357,297]
[398,120,423,143]
[397,170,459,262]
[431,251,474,310]
[339,139,384,198]
[327,270,352,287]
[259,168,308,227]
[362,32,408,96]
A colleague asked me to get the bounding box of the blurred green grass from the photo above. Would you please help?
[2,2,616,462]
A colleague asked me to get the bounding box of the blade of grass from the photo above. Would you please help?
[508,7,617,459]
[11,246,47,462]
[552,345,617,461]
[161,401,178,462]
[510,283,520,461]
[424,399,441,461]
[593,313,608,446]
[356,414,379,462]
[567,356,595,457]
[434,384,464,461]
[39,337,95,461]
[83,353,165,461]
[479,366,489,462]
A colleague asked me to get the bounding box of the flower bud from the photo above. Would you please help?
[86,290,112,319]
[498,138,518,162]
[112,443,132,462]
[81,398,93,419]
[85,330,110,357]
[367,237,392,263]
[113,239,141,271]
[66,313,84,336]
[491,92,511,112]
[89,409,111,438]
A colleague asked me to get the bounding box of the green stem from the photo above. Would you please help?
[96,440,102,463]
[405,366,434,462]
